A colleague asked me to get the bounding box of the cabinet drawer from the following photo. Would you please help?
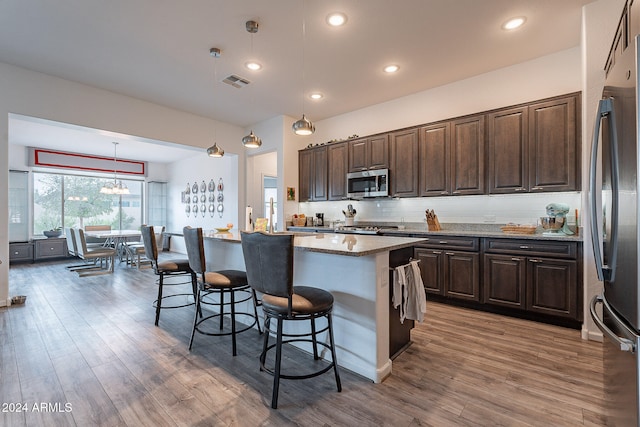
[9,243,34,262]
[416,235,479,251]
[483,238,577,259]
[34,239,67,259]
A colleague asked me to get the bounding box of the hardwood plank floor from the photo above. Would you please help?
[3,258,606,426]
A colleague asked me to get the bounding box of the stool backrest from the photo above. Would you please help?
[140,224,159,267]
[183,226,206,275]
[73,228,88,258]
[240,231,293,299]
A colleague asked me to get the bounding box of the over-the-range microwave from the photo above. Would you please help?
[347,169,389,198]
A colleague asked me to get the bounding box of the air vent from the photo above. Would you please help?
[222,74,251,89]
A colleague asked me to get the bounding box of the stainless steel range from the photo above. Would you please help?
[334,225,398,235]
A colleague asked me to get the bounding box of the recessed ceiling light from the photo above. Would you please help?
[502,17,526,30]
[245,61,262,71]
[383,64,399,73]
[326,12,348,27]
[309,92,323,100]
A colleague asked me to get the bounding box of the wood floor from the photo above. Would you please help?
[2,257,606,426]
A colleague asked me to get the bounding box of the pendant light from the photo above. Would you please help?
[100,142,130,195]
[292,0,315,136]
[206,47,225,157]
[242,20,262,148]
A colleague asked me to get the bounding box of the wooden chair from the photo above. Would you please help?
[240,231,341,409]
[183,226,261,355]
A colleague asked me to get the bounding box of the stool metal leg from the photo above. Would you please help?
[310,316,319,360]
[327,313,342,392]
[189,289,201,350]
[155,274,164,326]
[272,317,284,409]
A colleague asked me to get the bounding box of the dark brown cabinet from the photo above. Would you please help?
[483,238,580,321]
[451,115,485,195]
[419,122,451,196]
[487,93,580,194]
[327,142,348,200]
[390,128,419,197]
[348,135,389,172]
[528,95,578,192]
[414,236,480,302]
[298,147,327,202]
[487,106,528,194]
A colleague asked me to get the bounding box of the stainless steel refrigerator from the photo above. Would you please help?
[590,2,640,425]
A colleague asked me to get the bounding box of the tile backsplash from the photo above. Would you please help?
[296,192,582,226]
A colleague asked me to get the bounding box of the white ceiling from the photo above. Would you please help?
[0,0,595,162]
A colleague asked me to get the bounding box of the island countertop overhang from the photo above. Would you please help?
[199,231,427,257]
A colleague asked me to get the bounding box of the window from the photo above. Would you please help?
[33,172,143,235]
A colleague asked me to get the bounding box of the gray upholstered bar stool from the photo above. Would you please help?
[140,225,198,326]
[240,231,341,409]
[183,226,261,356]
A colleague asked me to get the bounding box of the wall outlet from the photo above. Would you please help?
[483,215,496,223]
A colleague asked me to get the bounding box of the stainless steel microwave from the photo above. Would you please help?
[347,169,389,198]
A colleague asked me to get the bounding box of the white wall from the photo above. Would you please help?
[0,61,245,306]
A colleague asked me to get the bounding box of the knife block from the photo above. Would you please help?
[426,215,441,231]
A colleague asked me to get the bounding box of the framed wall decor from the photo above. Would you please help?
[287,187,296,201]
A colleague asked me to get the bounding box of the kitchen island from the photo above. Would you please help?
[200,231,426,383]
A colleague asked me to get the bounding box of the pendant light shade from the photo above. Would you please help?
[292,114,315,136]
[242,130,262,148]
[100,142,130,195]
[207,142,224,157]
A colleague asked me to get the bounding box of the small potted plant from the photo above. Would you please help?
[43,227,62,238]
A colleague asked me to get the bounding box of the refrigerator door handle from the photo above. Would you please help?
[589,97,620,282]
[590,294,636,353]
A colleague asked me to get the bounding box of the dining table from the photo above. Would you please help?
[83,229,142,262]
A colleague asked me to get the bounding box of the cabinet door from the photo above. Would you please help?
[451,115,485,195]
[419,122,450,196]
[528,95,578,192]
[390,128,419,197]
[483,254,526,309]
[444,251,480,301]
[9,242,33,263]
[328,142,348,200]
[414,248,444,295]
[487,107,528,194]
[348,138,368,172]
[35,238,67,260]
[298,150,314,202]
[312,146,328,201]
[526,257,577,319]
[368,135,389,170]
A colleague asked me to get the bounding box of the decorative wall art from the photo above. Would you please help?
[287,187,296,201]
[182,178,225,219]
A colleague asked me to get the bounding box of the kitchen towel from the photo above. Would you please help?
[245,206,253,231]
[393,260,427,323]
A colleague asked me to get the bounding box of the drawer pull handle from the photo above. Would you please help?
[439,241,448,244]
[519,245,530,249]
[529,259,542,263]
[511,257,521,261]
[14,251,19,255]
[50,247,55,250]
[432,251,442,254]
[445,252,455,256]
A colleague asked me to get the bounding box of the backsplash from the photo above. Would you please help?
[296,191,582,227]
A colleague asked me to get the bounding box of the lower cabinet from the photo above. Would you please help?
[414,236,582,325]
[414,236,480,302]
[10,238,69,264]
[9,242,34,263]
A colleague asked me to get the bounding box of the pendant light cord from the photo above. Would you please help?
[301,0,306,115]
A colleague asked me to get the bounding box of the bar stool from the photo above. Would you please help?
[240,231,341,409]
[183,226,261,355]
[140,225,198,326]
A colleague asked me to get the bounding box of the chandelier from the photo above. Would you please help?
[100,142,130,195]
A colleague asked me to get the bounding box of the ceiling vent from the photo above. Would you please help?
[222,74,251,89]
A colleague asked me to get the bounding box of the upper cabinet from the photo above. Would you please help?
[528,95,579,192]
[348,135,389,172]
[487,93,580,194]
[327,142,349,200]
[298,92,581,202]
[390,128,419,197]
[298,146,328,202]
[451,115,485,195]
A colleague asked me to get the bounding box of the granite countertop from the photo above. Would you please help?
[201,230,426,257]
[286,223,583,242]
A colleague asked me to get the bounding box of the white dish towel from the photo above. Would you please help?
[393,260,427,323]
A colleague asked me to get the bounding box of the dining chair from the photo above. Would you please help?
[183,226,261,355]
[140,224,198,326]
[72,228,117,276]
[240,231,341,409]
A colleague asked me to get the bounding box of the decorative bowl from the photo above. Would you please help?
[215,227,230,233]
[11,295,26,305]
[43,230,62,238]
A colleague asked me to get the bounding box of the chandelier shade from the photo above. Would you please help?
[242,130,262,148]
[207,142,225,157]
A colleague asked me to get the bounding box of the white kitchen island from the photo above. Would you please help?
[201,231,426,383]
